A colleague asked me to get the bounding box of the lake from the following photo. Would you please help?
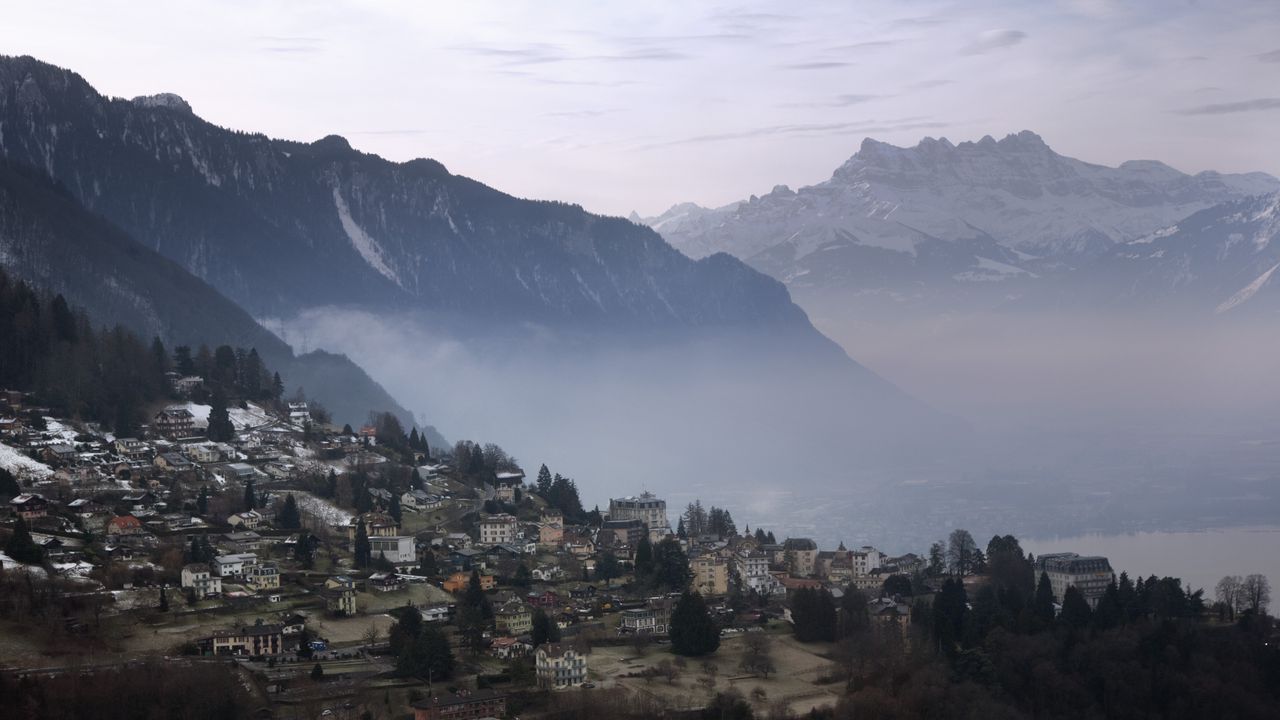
[1023,525,1280,598]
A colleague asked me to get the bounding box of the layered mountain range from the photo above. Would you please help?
[641,131,1280,317]
[0,55,942,494]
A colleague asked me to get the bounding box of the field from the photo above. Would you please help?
[585,628,844,716]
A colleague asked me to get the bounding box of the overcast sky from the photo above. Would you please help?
[5,0,1280,216]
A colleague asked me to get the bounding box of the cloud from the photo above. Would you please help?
[779,93,881,109]
[254,35,325,54]
[1259,49,1280,63]
[637,119,948,150]
[543,109,619,118]
[827,40,903,53]
[454,42,687,66]
[961,29,1028,55]
[780,61,853,70]
[910,79,953,90]
[1175,97,1280,115]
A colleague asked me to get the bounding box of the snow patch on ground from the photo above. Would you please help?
[293,492,354,528]
[333,187,404,288]
[1216,262,1280,314]
[0,442,53,481]
[179,402,274,431]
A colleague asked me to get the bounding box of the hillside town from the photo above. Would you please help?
[0,376,1273,720]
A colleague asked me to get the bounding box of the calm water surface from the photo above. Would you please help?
[1023,525,1280,596]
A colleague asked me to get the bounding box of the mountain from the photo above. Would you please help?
[1040,193,1280,316]
[641,132,1279,314]
[0,55,945,495]
[0,155,425,435]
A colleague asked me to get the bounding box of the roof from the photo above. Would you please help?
[538,643,578,659]
[108,515,141,528]
[783,538,817,551]
[411,689,506,709]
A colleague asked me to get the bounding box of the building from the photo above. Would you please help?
[369,572,407,592]
[201,623,284,656]
[783,538,819,577]
[227,510,263,529]
[479,514,518,545]
[369,535,416,566]
[10,493,49,520]
[411,689,508,720]
[600,518,647,552]
[536,643,588,689]
[323,576,357,616]
[608,492,669,536]
[214,552,259,578]
[106,514,144,536]
[420,604,452,623]
[153,407,196,438]
[620,596,675,635]
[181,563,223,598]
[538,509,564,547]
[443,571,496,593]
[495,600,533,636]
[1036,553,1115,608]
[245,562,280,592]
[691,554,730,596]
[734,550,782,595]
[402,489,444,512]
[490,636,531,659]
[348,512,400,544]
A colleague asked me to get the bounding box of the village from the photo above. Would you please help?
[0,373,1219,720]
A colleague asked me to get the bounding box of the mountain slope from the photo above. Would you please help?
[0,55,823,339]
[641,132,1279,311]
[0,156,422,432]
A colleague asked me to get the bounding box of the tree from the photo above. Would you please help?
[1241,574,1271,614]
[353,519,371,569]
[649,537,690,591]
[931,578,968,654]
[634,537,654,579]
[791,587,838,642]
[0,467,19,497]
[927,542,945,576]
[1033,572,1056,627]
[881,574,913,598]
[670,590,720,656]
[277,493,301,529]
[946,529,978,576]
[158,585,169,612]
[207,386,234,442]
[311,663,324,681]
[5,515,43,564]
[196,485,209,516]
[512,563,532,588]
[1216,575,1243,620]
[388,493,402,524]
[596,551,622,586]
[536,464,553,495]
[294,531,316,569]
[1060,586,1092,629]
[531,608,560,646]
[739,632,776,678]
[242,479,257,511]
[839,586,870,639]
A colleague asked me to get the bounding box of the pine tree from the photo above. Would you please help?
[1061,586,1092,629]
[243,479,257,510]
[5,515,43,564]
[531,608,560,646]
[389,493,402,524]
[670,590,720,656]
[272,372,285,400]
[634,537,654,580]
[196,485,209,515]
[0,467,21,497]
[354,519,372,568]
[311,663,324,681]
[1033,572,1056,626]
[208,386,234,441]
[278,493,301,529]
[536,464,553,495]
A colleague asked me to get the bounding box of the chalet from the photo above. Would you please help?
[153,407,196,438]
[448,547,484,571]
[41,444,77,464]
[222,530,263,552]
[114,438,151,460]
[401,489,443,512]
[287,402,310,424]
[10,493,49,520]
[347,513,399,543]
[181,563,223,598]
[490,636,531,659]
[532,564,564,583]
[224,463,256,480]
[368,572,407,592]
[183,443,222,464]
[620,596,675,636]
[411,689,507,720]
[154,452,194,472]
[280,612,307,635]
[539,509,564,547]
[526,589,562,608]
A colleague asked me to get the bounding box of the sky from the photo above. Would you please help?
[4,0,1280,216]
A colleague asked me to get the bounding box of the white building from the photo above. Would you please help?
[369,535,416,565]
[181,563,223,598]
[479,514,518,545]
[1036,553,1115,608]
[536,644,588,689]
[851,546,883,576]
[608,492,670,536]
[214,553,260,578]
[735,550,784,595]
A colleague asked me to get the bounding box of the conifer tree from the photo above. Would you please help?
[670,590,720,656]
[208,386,234,441]
[243,479,257,510]
[5,515,42,564]
[196,485,209,515]
[278,493,301,529]
[354,519,372,568]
